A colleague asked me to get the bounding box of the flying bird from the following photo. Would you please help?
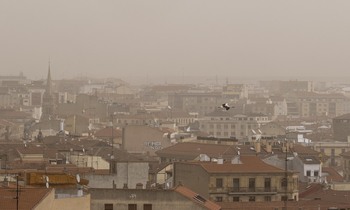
[219,103,231,110]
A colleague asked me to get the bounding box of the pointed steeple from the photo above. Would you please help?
[46,60,52,94]
[41,60,55,122]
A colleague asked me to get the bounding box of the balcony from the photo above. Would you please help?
[227,187,278,195]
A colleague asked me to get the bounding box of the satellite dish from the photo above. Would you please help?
[45,175,49,188]
[76,174,80,183]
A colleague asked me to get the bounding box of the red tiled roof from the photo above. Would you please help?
[0,187,52,210]
[155,142,237,159]
[322,167,344,182]
[291,144,319,155]
[94,127,122,138]
[188,156,285,174]
[174,185,221,210]
[16,146,44,155]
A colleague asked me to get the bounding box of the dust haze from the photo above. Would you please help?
[1,1,350,84]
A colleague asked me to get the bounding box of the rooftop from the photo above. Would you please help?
[182,156,287,174]
[174,185,221,210]
[0,187,52,210]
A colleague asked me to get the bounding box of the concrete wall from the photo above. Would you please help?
[51,194,90,210]
[333,119,350,142]
[123,125,172,155]
[34,189,90,210]
[173,162,210,198]
[90,188,209,210]
[331,182,350,190]
[86,162,149,189]
[34,188,55,210]
[70,155,109,169]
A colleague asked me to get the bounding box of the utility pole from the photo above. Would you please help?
[16,175,19,210]
[285,145,288,210]
[110,112,116,174]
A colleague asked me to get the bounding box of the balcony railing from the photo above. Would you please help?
[227,187,278,194]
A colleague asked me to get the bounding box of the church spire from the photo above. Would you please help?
[46,60,52,94]
[41,60,55,122]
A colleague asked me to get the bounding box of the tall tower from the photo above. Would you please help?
[40,62,55,121]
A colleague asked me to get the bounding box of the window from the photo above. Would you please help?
[314,171,319,177]
[306,170,311,176]
[249,178,255,191]
[281,196,288,201]
[233,197,239,202]
[233,178,240,191]
[249,196,255,202]
[216,178,223,188]
[216,196,223,202]
[281,178,287,188]
[143,204,152,210]
[264,196,271,202]
[105,204,113,210]
[128,204,137,210]
[264,178,271,191]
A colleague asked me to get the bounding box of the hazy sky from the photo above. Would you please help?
[1,1,350,83]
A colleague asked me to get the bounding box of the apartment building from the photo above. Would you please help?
[222,84,248,99]
[173,156,299,203]
[340,151,350,182]
[90,186,221,210]
[311,141,350,167]
[260,80,314,95]
[333,113,350,142]
[286,92,348,118]
[168,92,225,116]
[198,112,269,140]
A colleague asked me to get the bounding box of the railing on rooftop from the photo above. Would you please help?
[227,187,278,194]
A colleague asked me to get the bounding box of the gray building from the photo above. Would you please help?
[86,161,149,189]
[90,186,221,210]
[333,113,350,142]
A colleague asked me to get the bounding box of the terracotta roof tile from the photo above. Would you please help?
[94,127,122,138]
[174,185,221,210]
[187,156,285,174]
[156,142,238,160]
[322,167,344,182]
[0,187,52,210]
